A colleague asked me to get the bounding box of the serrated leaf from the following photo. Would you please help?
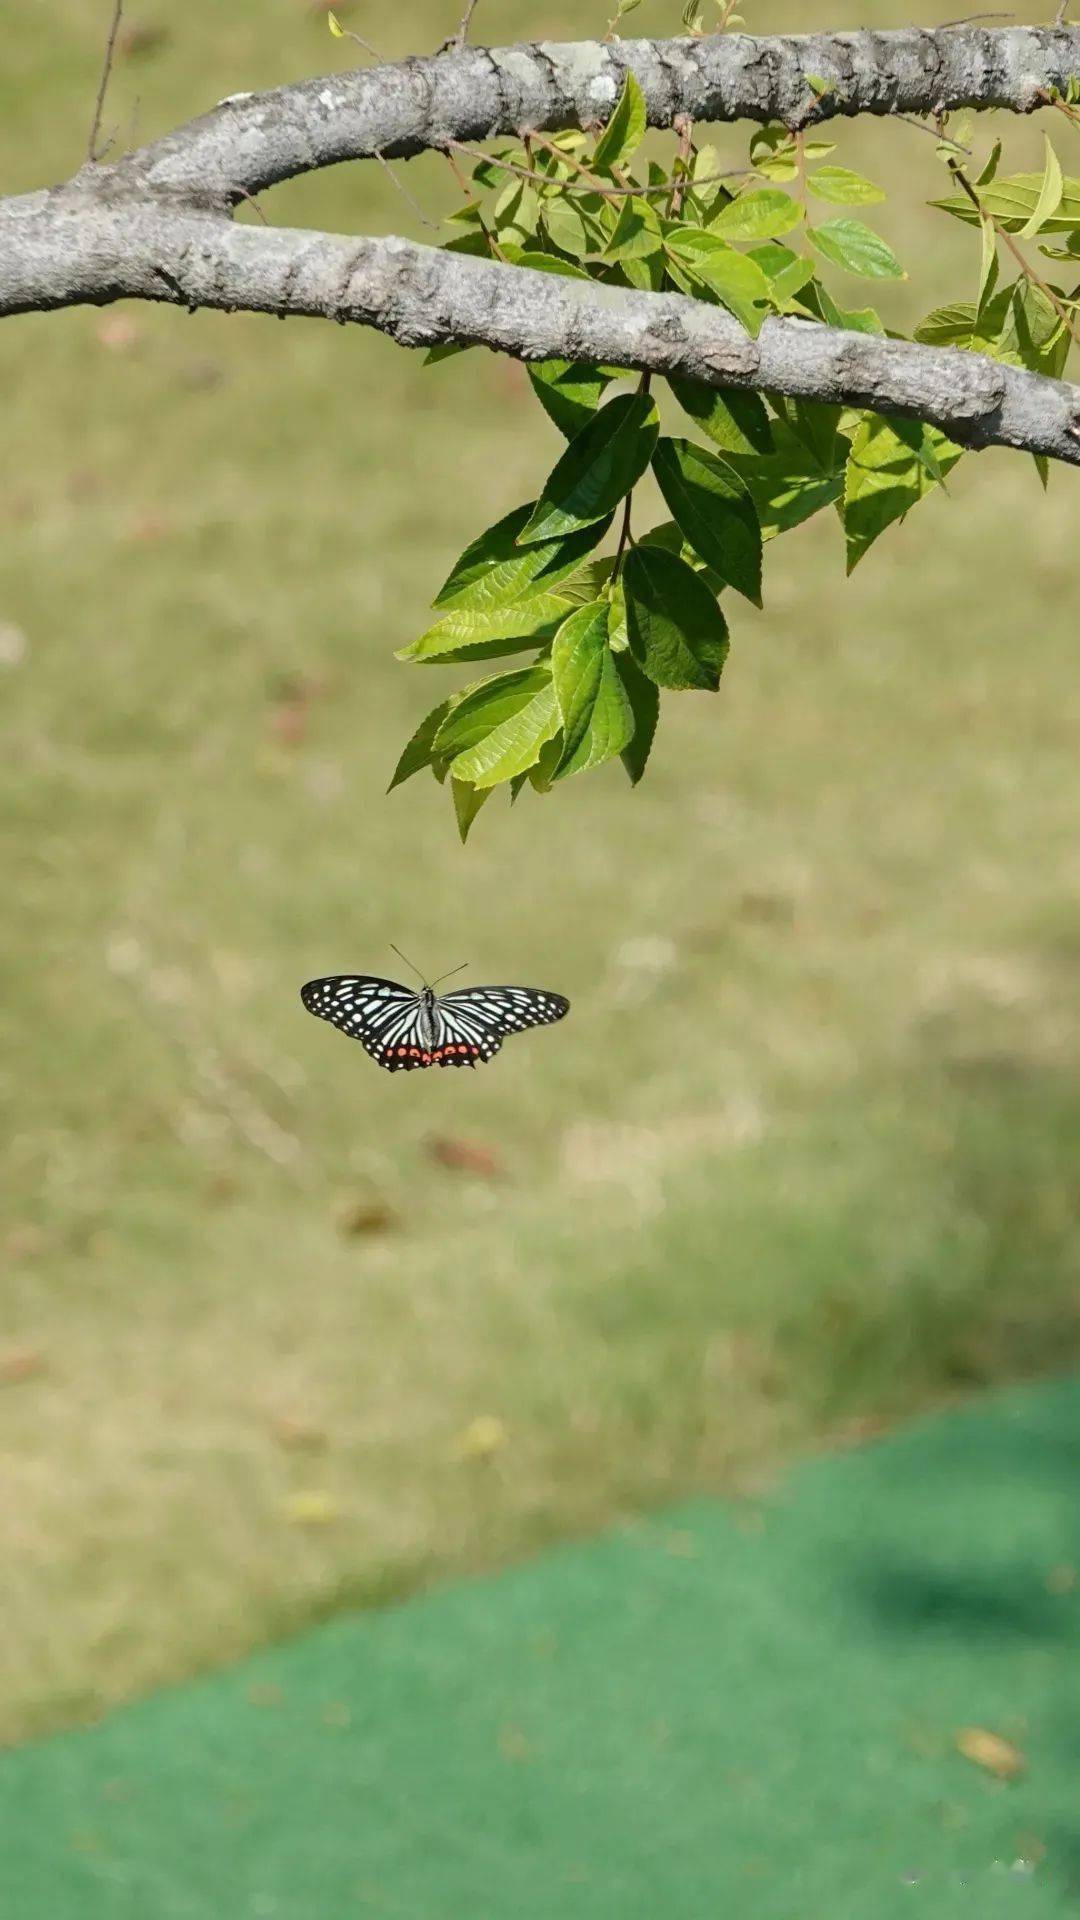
[667,377,774,455]
[451,777,491,842]
[975,140,1002,188]
[808,219,904,279]
[931,171,1080,233]
[519,393,660,545]
[651,438,762,606]
[724,417,845,540]
[813,284,884,334]
[665,227,773,334]
[551,603,634,777]
[399,596,569,664]
[638,521,726,599]
[978,214,999,316]
[843,415,962,573]
[450,678,560,788]
[501,249,590,279]
[747,241,816,304]
[807,166,884,206]
[1018,137,1064,239]
[710,189,803,241]
[434,665,554,758]
[615,649,660,785]
[604,195,663,261]
[913,302,978,347]
[528,358,611,439]
[433,505,612,613]
[388,697,455,792]
[542,195,604,259]
[623,546,729,691]
[593,71,647,171]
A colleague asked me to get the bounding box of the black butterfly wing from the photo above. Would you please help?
[436,985,570,1065]
[300,975,432,1072]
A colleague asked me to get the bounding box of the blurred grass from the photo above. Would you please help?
[1,0,1079,1747]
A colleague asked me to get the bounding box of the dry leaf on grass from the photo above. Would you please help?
[956,1727,1025,1780]
[283,1490,339,1526]
[427,1135,503,1178]
[455,1415,508,1462]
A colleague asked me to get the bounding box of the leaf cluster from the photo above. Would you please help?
[389,80,1078,837]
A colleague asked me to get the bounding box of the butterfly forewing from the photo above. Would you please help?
[301,975,568,1072]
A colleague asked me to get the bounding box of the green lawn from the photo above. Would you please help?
[4,1378,1080,1918]
[2,0,1079,1747]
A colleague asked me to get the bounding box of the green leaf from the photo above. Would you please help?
[1034,453,1050,491]
[551,603,635,777]
[593,71,648,171]
[913,302,979,347]
[615,650,660,786]
[807,166,884,206]
[387,697,455,792]
[651,437,762,606]
[749,126,798,183]
[843,415,962,573]
[725,417,845,541]
[603,195,663,261]
[709,189,803,241]
[812,284,884,335]
[978,214,999,316]
[667,377,774,456]
[451,777,491,843]
[500,249,590,279]
[808,218,904,279]
[637,521,726,599]
[519,393,660,545]
[747,242,816,304]
[975,140,1002,188]
[665,228,773,334]
[449,676,560,788]
[434,665,554,758]
[931,171,1080,233]
[622,546,729,691]
[542,195,604,259]
[399,596,569,664]
[433,505,612,613]
[1018,137,1064,239]
[528,359,611,439]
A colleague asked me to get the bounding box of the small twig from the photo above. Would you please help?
[895,111,972,152]
[668,116,694,220]
[234,184,268,225]
[447,139,752,201]
[716,0,744,26]
[437,0,481,52]
[332,21,383,61]
[87,0,124,163]
[936,11,1014,25]
[374,150,439,228]
[950,159,1080,346]
[528,129,613,197]
[610,372,651,583]
[1056,1,1071,26]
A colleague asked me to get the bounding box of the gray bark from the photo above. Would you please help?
[3,25,1079,466]
[4,193,1077,467]
[92,25,1080,206]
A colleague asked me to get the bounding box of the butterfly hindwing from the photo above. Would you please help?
[301,975,569,1072]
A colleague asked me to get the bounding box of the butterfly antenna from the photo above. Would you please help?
[430,961,469,988]
[389,943,429,988]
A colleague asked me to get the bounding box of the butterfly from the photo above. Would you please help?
[300,947,569,1072]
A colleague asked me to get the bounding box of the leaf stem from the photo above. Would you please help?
[949,158,1080,348]
[610,373,652,584]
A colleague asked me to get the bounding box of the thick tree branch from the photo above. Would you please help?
[84,25,1080,206]
[3,192,1077,467]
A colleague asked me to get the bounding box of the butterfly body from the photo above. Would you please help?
[301,972,569,1072]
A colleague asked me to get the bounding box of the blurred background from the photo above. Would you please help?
[2,0,1079,1760]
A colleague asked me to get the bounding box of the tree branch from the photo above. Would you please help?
[3,193,1077,466]
[87,25,1080,207]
